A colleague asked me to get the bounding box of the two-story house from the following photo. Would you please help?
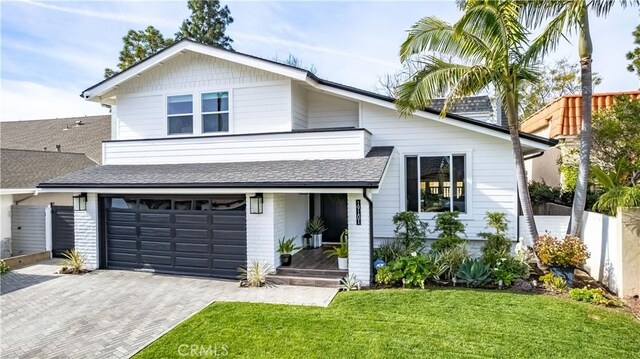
[39,40,554,286]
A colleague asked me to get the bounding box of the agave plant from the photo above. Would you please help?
[340,274,361,291]
[456,258,491,287]
[238,260,274,287]
[59,249,86,274]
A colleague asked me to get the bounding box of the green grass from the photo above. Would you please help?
[135,289,640,358]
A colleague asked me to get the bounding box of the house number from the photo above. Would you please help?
[356,200,361,225]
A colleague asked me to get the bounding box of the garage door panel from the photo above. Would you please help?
[174,256,209,268]
[212,258,244,269]
[107,225,137,236]
[140,254,173,266]
[139,213,171,223]
[108,238,137,250]
[140,240,172,252]
[175,214,209,225]
[108,251,138,264]
[175,242,209,253]
[212,244,245,255]
[140,227,172,238]
[212,229,246,240]
[213,213,245,225]
[175,228,209,239]
[107,212,136,222]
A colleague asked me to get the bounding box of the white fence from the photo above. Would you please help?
[520,210,640,297]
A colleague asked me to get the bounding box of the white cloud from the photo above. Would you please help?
[1,80,108,122]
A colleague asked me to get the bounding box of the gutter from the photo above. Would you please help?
[14,189,39,205]
[362,188,374,285]
[524,151,546,160]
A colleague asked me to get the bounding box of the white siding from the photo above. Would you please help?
[348,193,371,286]
[284,193,308,250]
[291,84,308,130]
[363,103,517,241]
[74,193,99,270]
[112,51,292,140]
[273,194,286,267]
[104,129,370,165]
[308,91,359,129]
[1,195,13,243]
[246,193,278,270]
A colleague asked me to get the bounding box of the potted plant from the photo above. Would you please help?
[534,233,589,285]
[277,236,300,266]
[324,229,348,270]
[305,217,327,248]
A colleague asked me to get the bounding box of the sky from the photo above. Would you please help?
[1,0,639,122]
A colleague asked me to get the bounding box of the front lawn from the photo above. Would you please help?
[135,289,640,358]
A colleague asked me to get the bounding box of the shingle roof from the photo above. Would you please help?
[39,147,393,189]
[0,115,111,163]
[521,91,640,138]
[428,96,493,114]
[1,149,98,189]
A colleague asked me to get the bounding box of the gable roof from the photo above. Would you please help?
[0,115,111,163]
[521,91,640,138]
[1,148,97,189]
[39,147,393,189]
[82,39,555,149]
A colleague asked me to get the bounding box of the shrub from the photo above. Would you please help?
[433,243,469,281]
[238,260,274,287]
[0,259,9,275]
[388,253,445,289]
[59,249,86,274]
[492,256,530,286]
[540,273,567,293]
[277,236,300,254]
[479,211,512,267]
[392,211,428,253]
[456,258,492,287]
[431,212,466,252]
[373,240,403,263]
[568,286,622,307]
[534,234,590,267]
[374,265,395,285]
[340,274,361,291]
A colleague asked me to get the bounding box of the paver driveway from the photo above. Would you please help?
[0,260,337,358]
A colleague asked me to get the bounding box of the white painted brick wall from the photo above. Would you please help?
[246,193,277,271]
[74,193,99,270]
[348,193,371,286]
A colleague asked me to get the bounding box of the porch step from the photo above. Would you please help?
[269,274,342,288]
[276,266,347,279]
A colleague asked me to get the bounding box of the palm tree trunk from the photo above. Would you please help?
[505,92,539,243]
[568,4,593,236]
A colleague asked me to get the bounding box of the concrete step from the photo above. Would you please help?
[276,266,347,279]
[269,274,342,288]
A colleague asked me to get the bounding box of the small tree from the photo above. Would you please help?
[479,212,512,266]
[392,211,428,253]
[626,24,640,77]
[104,26,174,77]
[431,212,465,252]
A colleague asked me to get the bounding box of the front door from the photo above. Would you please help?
[320,194,348,243]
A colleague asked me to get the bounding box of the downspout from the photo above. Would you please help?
[524,151,545,160]
[518,150,545,243]
[362,188,374,285]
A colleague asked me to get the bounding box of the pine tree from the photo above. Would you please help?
[175,0,233,49]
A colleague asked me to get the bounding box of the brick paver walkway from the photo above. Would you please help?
[0,260,337,358]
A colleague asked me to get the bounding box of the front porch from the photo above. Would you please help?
[271,248,348,287]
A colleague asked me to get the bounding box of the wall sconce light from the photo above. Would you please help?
[73,193,87,211]
[249,193,263,214]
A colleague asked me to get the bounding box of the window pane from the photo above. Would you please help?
[167,95,193,115]
[174,200,192,210]
[405,156,418,212]
[420,156,450,212]
[109,198,137,209]
[452,155,466,213]
[195,200,210,211]
[211,198,246,211]
[139,199,171,210]
[202,92,229,113]
[203,113,229,133]
[168,115,193,134]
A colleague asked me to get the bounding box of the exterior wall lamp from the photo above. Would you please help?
[249,193,263,214]
[73,192,87,211]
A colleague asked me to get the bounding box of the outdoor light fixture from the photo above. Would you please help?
[73,193,87,211]
[249,193,263,214]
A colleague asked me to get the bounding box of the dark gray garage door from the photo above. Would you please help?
[102,196,246,279]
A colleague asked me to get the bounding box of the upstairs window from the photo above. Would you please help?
[405,154,466,213]
[167,95,193,135]
[202,92,229,133]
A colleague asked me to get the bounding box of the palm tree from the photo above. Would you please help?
[521,0,639,235]
[395,0,541,240]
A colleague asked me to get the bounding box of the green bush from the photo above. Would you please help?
[540,273,567,293]
[433,243,469,282]
[456,258,491,287]
[431,212,466,252]
[387,254,445,289]
[492,256,530,286]
[0,259,9,275]
[392,211,428,254]
[373,240,403,263]
[374,265,395,285]
[479,212,512,267]
[568,286,622,307]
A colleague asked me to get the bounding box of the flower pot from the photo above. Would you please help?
[312,234,322,248]
[550,266,575,285]
[338,257,348,270]
[280,254,292,267]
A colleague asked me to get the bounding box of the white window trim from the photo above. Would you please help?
[401,150,474,220]
[166,93,194,136]
[200,90,231,135]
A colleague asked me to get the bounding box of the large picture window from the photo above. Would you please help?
[405,154,466,213]
[202,92,229,133]
[167,95,193,135]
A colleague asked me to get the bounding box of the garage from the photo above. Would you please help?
[101,195,246,279]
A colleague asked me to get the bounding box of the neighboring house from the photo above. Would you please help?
[521,91,640,188]
[429,96,495,124]
[39,40,554,285]
[0,115,109,258]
